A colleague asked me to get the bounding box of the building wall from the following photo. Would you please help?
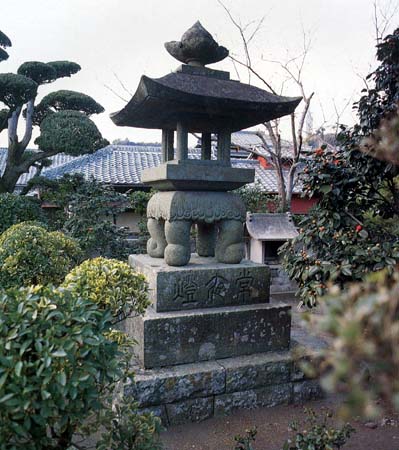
[291,196,318,214]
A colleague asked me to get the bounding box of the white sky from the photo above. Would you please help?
[1,0,398,147]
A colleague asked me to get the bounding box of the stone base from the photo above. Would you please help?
[129,254,271,312]
[124,302,291,368]
[122,329,326,426]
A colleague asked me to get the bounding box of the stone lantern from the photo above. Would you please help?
[111,21,301,267]
[109,23,320,425]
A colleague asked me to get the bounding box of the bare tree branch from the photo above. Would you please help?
[103,82,129,103]
[373,0,399,43]
[112,71,133,97]
[229,54,277,93]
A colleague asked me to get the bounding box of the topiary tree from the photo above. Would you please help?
[0,30,11,63]
[0,222,82,288]
[63,257,149,321]
[282,28,399,306]
[0,29,109,193]
[0,193,45,233]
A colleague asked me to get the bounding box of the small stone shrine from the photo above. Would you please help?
[111,22,322,425]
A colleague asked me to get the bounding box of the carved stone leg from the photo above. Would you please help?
[196,222,216,257]
[215,219,244,264]
[164,220,192,266]
[147,218,167,258]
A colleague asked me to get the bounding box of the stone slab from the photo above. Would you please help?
[214,383,292,416]
[166,397,214,425]
[141,161,254,191]
[217,352,292,393]
[125,303,291,368]
[290,328,328,382]
[126,360,225,407]
[129,254,270,312]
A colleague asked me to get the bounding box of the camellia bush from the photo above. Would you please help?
[0,193,44,234]
[282,28,399,306]
[0,222,82,288]
[63,257,149,320]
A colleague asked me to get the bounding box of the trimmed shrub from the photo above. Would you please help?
[0,193,44,234]
[62,257,149,319]
[0,222,81,288]
[0,284,128,449]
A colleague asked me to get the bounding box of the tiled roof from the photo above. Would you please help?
[231,130,313,160]
[0,145,302,194]
[246,212,299,240]
[0,150,75,187]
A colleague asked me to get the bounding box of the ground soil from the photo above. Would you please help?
[161,395,399,450]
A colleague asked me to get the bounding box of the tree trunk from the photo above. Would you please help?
[0,164,24,193]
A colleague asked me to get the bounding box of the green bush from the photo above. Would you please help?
[282,408,354,450]
[62,180,130,260]
[0,223,82,288]
[0,283,161,450]
[234,427,257,450]
[62,257,149,320]
[0,193,44,234]
[129,190,153,216]
[0,284,125,448]
[96,396,163,450]
[235,183,279,213]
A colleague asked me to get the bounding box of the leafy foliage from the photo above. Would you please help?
[0,285,128,449]
[236,183,279,213]
[282,28,399,306]
[63,257,149,320]
[0,30,11,62]
[282,408,354,450]
[38,89,104,115]
[61,179,130,259]
[95,396,164,450]
[361,104,399,166]
[0,73,38,109]
[17,61,57,85]
[35,110,109,155]
[46,61,81,79]
[233,427,257,450]
[0,193,44,234]
[0,30,11,48]
[310,268,399,418]
[0,223,82,288]
[27,175,133,260]
[128,190,152,216]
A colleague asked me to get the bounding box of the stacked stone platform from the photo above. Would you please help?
[122,254,324,425]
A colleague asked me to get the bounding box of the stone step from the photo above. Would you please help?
[129,254,270,312]
[119,330,326,426]
[123,302,291,368]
